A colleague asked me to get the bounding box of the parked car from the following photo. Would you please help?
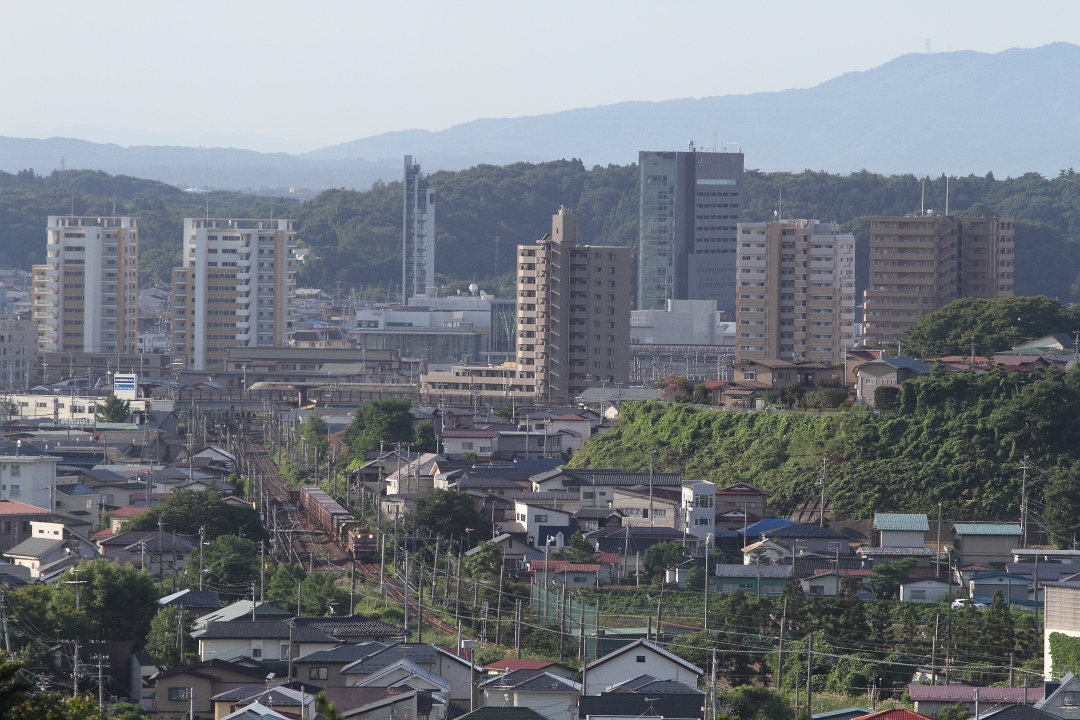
[951,598,988,610]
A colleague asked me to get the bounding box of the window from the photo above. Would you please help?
[310,666,329,681]
[809,585,824,595]
[911,590,926,600]
[461,441,474,450]
[9,486,19,498]
[9,466,18,477]
[534,514,548,523]
[168,688,191,701]
[573,576,586,583]
[1064,692,1080,707]
[636,655,646,663]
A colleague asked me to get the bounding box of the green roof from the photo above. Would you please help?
[456,709,552,720]
[874,513,929,532]
[953,523,1023,536]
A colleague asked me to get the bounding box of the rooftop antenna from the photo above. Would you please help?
[945,175,950,215]
[921,179,926,216]
[70,192,75,217]
[205,193,209,221]
[778,186,782,222]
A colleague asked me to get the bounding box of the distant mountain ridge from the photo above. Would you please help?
[1,43,1076,189]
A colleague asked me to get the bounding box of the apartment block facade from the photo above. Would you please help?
[638,147,744,314]
[517,208,631,403]
[734,220,856,363]
[862,215,1014,347]
[33,216,138,354]
[172,218,296,371]
[403,155,435,303]
[0,320,37,389]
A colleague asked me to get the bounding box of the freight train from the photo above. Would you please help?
[298,486,379,560]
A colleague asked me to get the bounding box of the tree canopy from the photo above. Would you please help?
[902,295,1080,357]
[94,395,131,423]
[407,489,492,546]
[124,489,266,541]
[342,399,415,463]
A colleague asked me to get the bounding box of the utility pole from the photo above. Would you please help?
[1020,455,1030,547]
[936,502,943,578]
[805,634,813,715]
[819,454,828,527]
[199,526,206,592]
[514,599,523,659]
[777,597,787,689]
[0,583,10,653]
[930,613,940,684]
[94,654,106,715]
[711,647,718,720]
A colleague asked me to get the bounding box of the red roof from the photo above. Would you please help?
[552,414,588,421]
[854,710,933,720]
[0,499,50,515]
[529,561,600,572]
[91,529,114,540]
[482,659,563,672]
[109,506,148,517]
[813,568,872,577]
[596,553,621,564]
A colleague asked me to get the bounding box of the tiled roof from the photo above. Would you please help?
[553,469,683,487]
[455,708,552,720]
[340,642,467,675]
[482,658,568,673]
[853,710,933,720]
[108,506,148,518]
[857,546,935,556]
[294,642,385,664]
[0,500,50,515]
[528,561,600,572]
[4,537,65,559]
[552,414,588,421]
[716,564,793,578]
[953,523,1023,536]
[442,429,501,438]
[611,674,704,694]
[585,638,703,676]
[192,621,335,642]
[294,614,405,638]
[761,523,848,539]
[907,684,1042,703]
[874,513,929,532]
[479,668,579,692]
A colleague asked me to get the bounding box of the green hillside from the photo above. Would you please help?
[569,365,1080,545]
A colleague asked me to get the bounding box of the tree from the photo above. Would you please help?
[874,385,901,410]
[268,563,308,613]
[184,535,260,601]
[1042,462,1080,548]
[125,489,266,541]
[550,531,595,563]
[342,399,415,462]
[413,421,438,453]
[299,412,329,470]
[903,295,1080,357]
[408,489,491,546]
[144,607,195,668]
[464,541,504,581]
[937,703,971,720]
[866,558,916,600]
[642,542,688,583]
[95,394,130,423]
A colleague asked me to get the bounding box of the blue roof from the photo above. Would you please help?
[741,518,795,537]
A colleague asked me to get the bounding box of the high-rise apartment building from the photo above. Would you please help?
[637,146,744,313]
[403,155,436,303]
[734,220,856,363]
[861,215,1014,347]
[33,216,138,354]
[0,320,37,389]
[172,218,296,371]
[517,208,631,403]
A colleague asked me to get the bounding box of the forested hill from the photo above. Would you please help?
[5,163,1080,301]
[568,367,1080,547]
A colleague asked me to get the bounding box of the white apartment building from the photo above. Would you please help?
[172,218,296,371]
[33,216,138,354]
[0,320,37,389]
[0,455,59,512]
[735,220,855,363]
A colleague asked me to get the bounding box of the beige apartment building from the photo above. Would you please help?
[734,220,855,363]
[517,208,632,403]
[33,216,138,355]
[862,215,1014,347]
[172,218,296,371]
[0,320,37,389]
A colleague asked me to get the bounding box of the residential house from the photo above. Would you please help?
[814,709,872,720]
[739,518,795,544]
[715,482,769,515]
[587,526,699,556]
[211,685,317,720]
[908,684,1042,717]
[856,546,937,567]
[195,600,293,630]
[899,579,952,603]
[150,659,281,717]
[455,708,549,720]
[158,588,223,613]
[294,643,387,688]
[742,539,789,565]
[732,359,800,388]
[1037,671,1080,717]
[979,706,1058,720]
[441,429,501,459]
[574,508,624,533]
[1014,549,1080,565]
[193,620,338,663]
[583,639,703,692]
[611,486,681,531]
[339,643,475,706]
[759,523,849,555]
[802,569,871,597]
[106,506,149,533]
[54,484,101,526]
[713,564,793,595]
[481,659,576,680]
[850,711,934,720]
[578,675,705,720]
[97,529,196,575]
[465,533,537,570]
[129,651,160,706]
[854,357,931,406]
[0,499,51,551]
[969,572,1031,604]
[952,523,1024,566]
[526,560,602,588]
[504,502,573,548]
[873,513,929,548]
[478,668,580,720]
[334,689,439,720]
[531,468,683,507]
[384,453,442,497]
[292,615,406,646]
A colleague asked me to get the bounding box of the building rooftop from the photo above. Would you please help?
[874,513,929,532]
[953,523,1023,536]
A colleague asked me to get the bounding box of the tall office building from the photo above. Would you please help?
[517,207,632,403]
[734,220,856,363]
[172,218,296,371]
[33,216,138,354]
[403,155,436,303]
[637,146,744,313]
[861,215,1014,347]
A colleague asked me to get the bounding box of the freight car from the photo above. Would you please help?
[299,485,357,543]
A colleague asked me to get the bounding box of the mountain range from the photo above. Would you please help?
[1,43,1077,191]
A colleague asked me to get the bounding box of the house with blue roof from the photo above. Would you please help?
[739,518,795,543]
[969,572,1031,604]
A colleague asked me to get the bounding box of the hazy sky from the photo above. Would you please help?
[3,0,1078,153]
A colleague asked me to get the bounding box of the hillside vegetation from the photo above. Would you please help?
[570,366,1080,543]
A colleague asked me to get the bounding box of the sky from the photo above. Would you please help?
[2,0,1079,154]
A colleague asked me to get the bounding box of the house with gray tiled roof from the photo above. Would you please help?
[293,642,386,687]
[340,642,475,705]
[760,522,849,554]
[583,639,702,695]
[192,621,337,663]
[293,614,405,644]
[855,357,931,406]
[479,668,580,720]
